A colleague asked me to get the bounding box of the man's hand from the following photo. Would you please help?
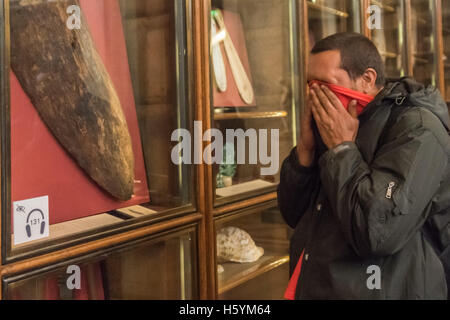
[310,83,359,149]
[297,94,315,167]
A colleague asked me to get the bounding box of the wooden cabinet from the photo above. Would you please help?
[0,0,448,300]
[2,0,202,300]
[207,0,299,298]
[209,0,300,205]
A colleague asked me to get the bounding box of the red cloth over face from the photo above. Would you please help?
[308,80,374,115]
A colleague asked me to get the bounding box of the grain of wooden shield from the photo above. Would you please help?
[10,0,135,200]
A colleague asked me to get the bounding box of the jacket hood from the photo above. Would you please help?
[380,77,450,130]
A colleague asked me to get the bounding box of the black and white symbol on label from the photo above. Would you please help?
[13,196,49,245]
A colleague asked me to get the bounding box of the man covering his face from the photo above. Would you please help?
[278,32,450,300]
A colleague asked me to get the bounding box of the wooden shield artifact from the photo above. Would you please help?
[10,0,135,200]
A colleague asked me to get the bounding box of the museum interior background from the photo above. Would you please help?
[0,0,448,299]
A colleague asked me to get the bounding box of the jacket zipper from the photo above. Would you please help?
[385,181,395,199]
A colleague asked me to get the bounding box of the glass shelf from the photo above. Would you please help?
[215,206,291,299]
[307,1,350,18]
[372,0,396,13]
[218,251,289,295]
[213,110,288,121]
[307,0,361,49]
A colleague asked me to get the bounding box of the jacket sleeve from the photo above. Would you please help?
[319,109,448,258]
[277,147,320,229]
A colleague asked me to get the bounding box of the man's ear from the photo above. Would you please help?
[358,68,378,95]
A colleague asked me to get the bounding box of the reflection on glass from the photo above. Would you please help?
[9,0,192,253]
[442,1,450,102]
[410,0,437,87]
[370,0,406,78]
[210,0,299,204]
[6,231,197,300]
[307,0,361,49]
[215,207,291,299]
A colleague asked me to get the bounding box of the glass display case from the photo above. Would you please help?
[307,0,362,48]
[3,0,448,301]
[4,228,197,300]
[209,0,300,205]
[215,206,291,299]
[369,0,407,78]
[441,0,450,102]
[409,0,438,87]
[5,0,194,260]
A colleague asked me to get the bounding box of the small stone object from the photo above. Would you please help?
[217,264,224,274]
[216,142,237,188]
[216,226,264,263]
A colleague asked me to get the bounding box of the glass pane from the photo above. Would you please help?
[8,0,192,255]
[442,1,450,102]
[5,230,197,300]
[370,0,406,78]
[308,0,361,48]
[210,0,300,204]
[215,206,292,299]
[410,0,437,87]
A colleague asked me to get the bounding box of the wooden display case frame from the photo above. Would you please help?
[2,224,199,299]
[0,0,211,299]
[0,0,448,300]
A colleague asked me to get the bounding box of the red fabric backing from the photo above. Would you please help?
[11,0,149,225]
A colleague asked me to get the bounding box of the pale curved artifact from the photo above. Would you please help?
[211,18,227,92]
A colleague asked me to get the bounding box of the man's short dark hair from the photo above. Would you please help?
[311,32,385,87]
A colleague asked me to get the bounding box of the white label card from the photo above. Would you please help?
[13,196,49,245]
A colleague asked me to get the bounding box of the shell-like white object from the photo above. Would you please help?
[216,226,264,263]
[217,264,224,274]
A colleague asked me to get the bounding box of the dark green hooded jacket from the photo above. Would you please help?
[278,78,450,299]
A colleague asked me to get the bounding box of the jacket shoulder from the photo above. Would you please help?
[388,106,449,150]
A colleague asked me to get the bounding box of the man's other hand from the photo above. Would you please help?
[297,92,316,167]
[310,83,359,149]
